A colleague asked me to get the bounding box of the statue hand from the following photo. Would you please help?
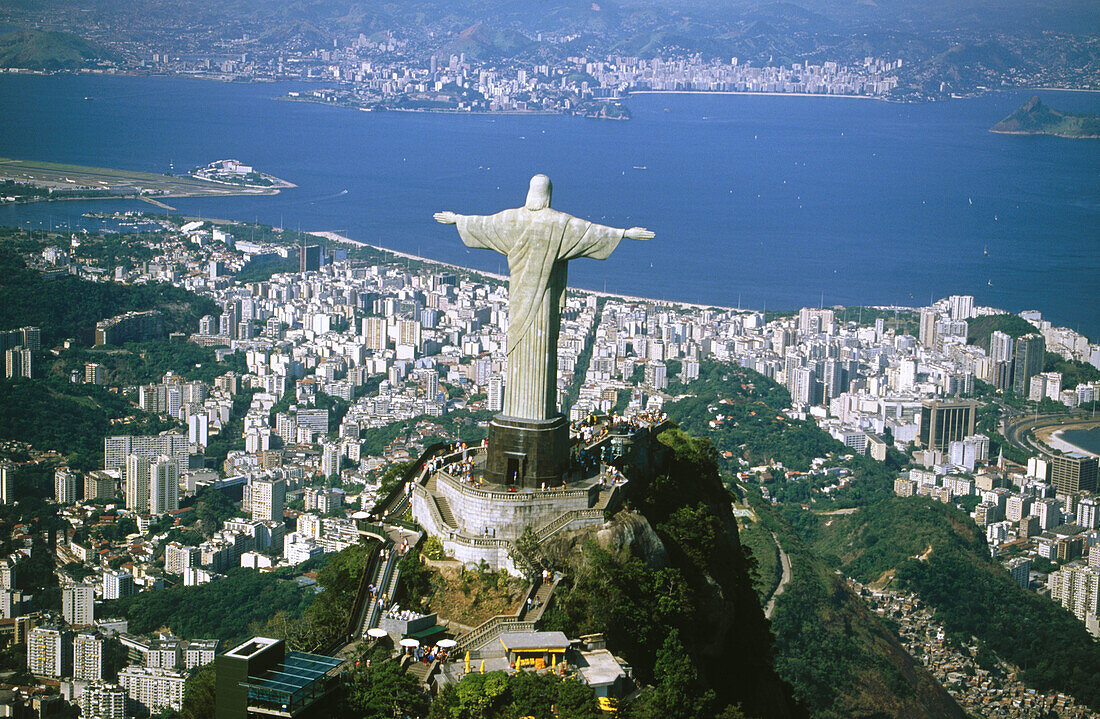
[625,227,654,240]
[434,211,458,225]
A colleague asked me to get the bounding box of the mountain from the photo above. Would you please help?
[991,96,1100,138]
[0,28,115,70]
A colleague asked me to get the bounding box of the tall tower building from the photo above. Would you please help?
[54,467,80,505]
[362,316,386,352]
[1012,333,1046,396]
[488,375,505,412]
[1051,453,1099,495]
[0,460,12,505]
[250,478,285,522]
[919,310,938,348]
[918,398,978,451]
[150,456,179,515]
[62,584,95,626]
[27,625,72,678]
[125,454,151,513]
[948,295,975,321]
[299,244,322,273]
[74,631,104,681]
[989,330,1014,363]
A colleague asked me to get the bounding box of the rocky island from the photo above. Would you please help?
[991,96,1100,139]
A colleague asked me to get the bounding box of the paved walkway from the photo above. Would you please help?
[764,532,792,620]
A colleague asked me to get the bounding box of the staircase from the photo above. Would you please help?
[434,495,457,528]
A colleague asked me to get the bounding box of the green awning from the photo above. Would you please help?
[406,625,447,640]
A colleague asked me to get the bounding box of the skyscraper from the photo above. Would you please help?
[74,631,104,681]
[1051,453,1099,495]
[948,294,975,321]
[126,454,151,513]
[919,310,938,348]
[299,244,322,273]
[150,456,179,515]
[55,467,80,505]
[918,399,978,451]
[62,584,95,626]
[0,460,12,504]
[1012,333,1046,396]
[250,478,285,522]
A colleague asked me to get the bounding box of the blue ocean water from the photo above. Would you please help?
[1,75,1097,338]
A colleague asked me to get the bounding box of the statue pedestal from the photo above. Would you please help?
[484,414,569,489]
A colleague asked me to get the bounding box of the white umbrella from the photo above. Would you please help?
[399,638,420,648]
[436,639,457,648]
[367,628,387,639]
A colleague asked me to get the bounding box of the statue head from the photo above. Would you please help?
[525,174,552,211]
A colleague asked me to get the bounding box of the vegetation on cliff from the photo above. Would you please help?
[991,96,1100,138]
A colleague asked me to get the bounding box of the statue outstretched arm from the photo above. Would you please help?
[434,211,459,225]
[624,227,654,240]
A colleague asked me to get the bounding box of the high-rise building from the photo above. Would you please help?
[918,399,978,451]
[103,571,135,600]
[362,316,386,352]
[0,459,12,504]
[1049,563,1100,622]
[82,683,128,719]
[948,295,975,321]
[919,310,938,348]
[488,375,505,412]
[165,542,200,575]
[74,630,104,681]
[1006,557,1031,589]
[62,584,95,626]
[299,244,322,273]
[1051,453,1099,495]
[85,362,104,385]
[118,665,187,714]
[27,625,72,678]
[150,456,179,515]
[250,478,285,522]
[84,470,115,502]
[104,434,189,473]
[1012,334,1046,396]
[4,347,32,379]
[54,467,80,505]
[989,330,1014,363]
[126,454,151,513]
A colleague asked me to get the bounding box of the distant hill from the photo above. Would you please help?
[0,28,114,70]
[991,96,1100,139]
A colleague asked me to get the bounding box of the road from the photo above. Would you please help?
[765,532,792,620]
[1003,411,1100,458]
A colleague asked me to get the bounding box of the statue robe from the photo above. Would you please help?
[456,207,624,421]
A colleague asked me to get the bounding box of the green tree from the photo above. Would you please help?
[181,664,216,719]
[341,649,429,719]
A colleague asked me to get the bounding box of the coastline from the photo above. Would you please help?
[1050,429,1100,458]
[308,230,740,311]
[626,89,879,100]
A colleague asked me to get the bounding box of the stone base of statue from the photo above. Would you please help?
[483,414,569,489]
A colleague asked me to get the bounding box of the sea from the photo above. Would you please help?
[1,74,1097,339]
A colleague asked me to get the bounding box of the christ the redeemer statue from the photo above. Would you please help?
[435,174,653,423]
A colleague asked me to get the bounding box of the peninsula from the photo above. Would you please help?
[990,96,1100,139]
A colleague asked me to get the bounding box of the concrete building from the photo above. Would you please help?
[119,665,187,714]
[150,456,179,515]
[62,584,95,626]
[54,467,80,505]
[74,630,104,681]
[1012,333,1046,396]
[27,625,72,678]
[249,478,285,522]
[1050,563,1100,624]
[81,683,128,719]
[1052,453,1099,495]
[918,399,978,452]
[0,460,11,504]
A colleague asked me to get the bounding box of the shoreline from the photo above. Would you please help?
[626,89,879,100]
[308,230,742,311]
[1050,429,1100,459]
